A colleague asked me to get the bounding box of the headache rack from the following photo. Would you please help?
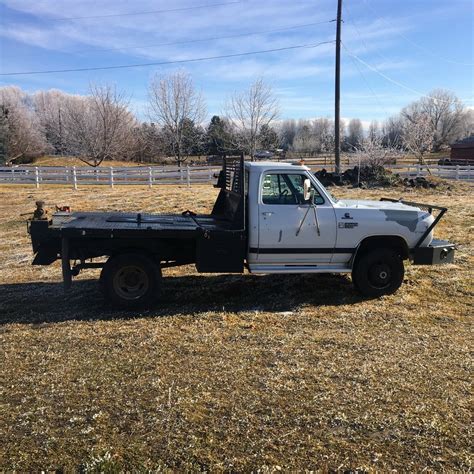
[211,154,245,230]
[380,198,448,249]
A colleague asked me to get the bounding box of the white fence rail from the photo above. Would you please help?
[380,163,474,181]
[0,165,221,188]
[0,163,472,188]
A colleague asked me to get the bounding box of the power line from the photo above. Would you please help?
[342,43,474,104]
[0,40,335,76]
[345,47,390,115]
[362,0,474,67]
[343,2,396,75]
[342,2,391,116]
[43,1,242,21]
[73,19,336,55]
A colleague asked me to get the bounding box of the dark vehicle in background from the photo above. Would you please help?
[438,157,452,166]
[206,155,223,165]
[254,150,274,160]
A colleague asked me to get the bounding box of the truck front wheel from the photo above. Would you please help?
[101,253,161,308]
[352,247,404,297]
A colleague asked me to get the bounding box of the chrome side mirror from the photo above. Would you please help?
[303,178,312,202]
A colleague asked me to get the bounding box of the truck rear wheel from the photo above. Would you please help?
[101,253,161,308]
[352,247,404,297]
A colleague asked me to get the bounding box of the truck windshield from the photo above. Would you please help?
[311,175,338,203]
[324,187,338,203]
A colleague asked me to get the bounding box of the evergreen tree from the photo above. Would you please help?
[206,115,233,154]
[258,124,279,150]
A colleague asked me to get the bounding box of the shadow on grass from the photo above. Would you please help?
[0,272,365,325]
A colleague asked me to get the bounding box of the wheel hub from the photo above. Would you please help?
[368,262,392,289]
[113,265,149,300]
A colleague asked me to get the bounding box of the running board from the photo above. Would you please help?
[248,264,352,274]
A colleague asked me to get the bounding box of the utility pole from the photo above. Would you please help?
[334,0,342,174]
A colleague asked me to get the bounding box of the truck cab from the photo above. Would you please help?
[245,161,439,270]
[28,156,455,307]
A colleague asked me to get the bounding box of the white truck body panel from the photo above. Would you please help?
[245,161,435,273]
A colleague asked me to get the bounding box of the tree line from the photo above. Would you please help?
[0,71,472,167]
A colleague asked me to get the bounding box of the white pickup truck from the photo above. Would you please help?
[28,156,455,307]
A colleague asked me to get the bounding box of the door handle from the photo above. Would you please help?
[262,212,273,216]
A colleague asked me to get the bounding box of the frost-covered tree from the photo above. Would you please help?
[347,118,364,151]
[277,119,297,150]
[402,89,467,151]
[0,86,48,163]
[353,134,401,167]
[292,121,317,155]
[64,84,134,167]
[34,89,72,156]
[402,112,435,171]
[312,118,333,153]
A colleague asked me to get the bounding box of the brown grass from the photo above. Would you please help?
[0,181,472,471]
[30,155,209,167]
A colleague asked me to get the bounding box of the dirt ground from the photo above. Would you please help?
[0,182,472,471]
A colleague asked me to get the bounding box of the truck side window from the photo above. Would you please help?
[286,174,325,205]
[262,174,324,205]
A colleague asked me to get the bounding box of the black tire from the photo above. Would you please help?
[352,247,404,297]
[101,253,161,308]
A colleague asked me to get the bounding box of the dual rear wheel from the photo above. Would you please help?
[100,253,161,308]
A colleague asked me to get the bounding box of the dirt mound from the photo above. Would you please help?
[315,165,401,188]
[315,165,450,190]
[403,176,456,191]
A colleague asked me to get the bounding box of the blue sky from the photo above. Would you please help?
[0,0,473,125]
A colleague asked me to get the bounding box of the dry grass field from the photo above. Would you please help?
[30,156,155,167]
[0,181,472,471]
[25,155,209,167]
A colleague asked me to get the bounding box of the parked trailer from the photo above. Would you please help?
[28,156,455,307]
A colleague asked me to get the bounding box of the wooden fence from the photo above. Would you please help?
[0,163,472,188]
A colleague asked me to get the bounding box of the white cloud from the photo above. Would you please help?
[1,0,471,120]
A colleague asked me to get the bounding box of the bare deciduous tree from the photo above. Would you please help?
[381,116,403,148]
[347,118,364,151]
[129,123,165,163]
[402,112,435,173]
[368,120,379,141]
[312,118,333,153]
[459,109,474,138]
[277,119,297,150]
[148,71,206,167]
[292,120,315,155]
[64,84,134,167]
[225,78,279,160]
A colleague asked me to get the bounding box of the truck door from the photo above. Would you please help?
[256,172,336,263]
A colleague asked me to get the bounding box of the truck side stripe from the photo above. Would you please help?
[249,247,354,254]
